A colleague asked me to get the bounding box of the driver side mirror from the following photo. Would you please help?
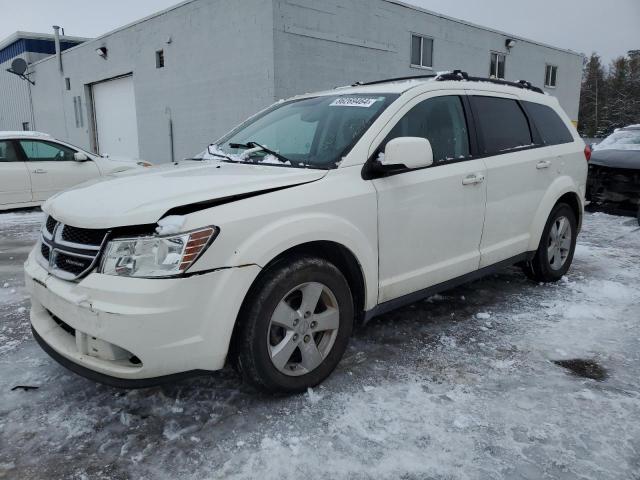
[73,152,89,162]
[379,137,433,171]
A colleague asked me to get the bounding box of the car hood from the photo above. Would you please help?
[590,149,640,169]
[44,161,327,229]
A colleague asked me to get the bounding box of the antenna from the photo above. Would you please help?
[6,58,35,85]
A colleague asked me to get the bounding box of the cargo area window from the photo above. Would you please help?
[411,34,433,69]
[489,52,506,79]
[523,101,573,145]
[545,65,558,87]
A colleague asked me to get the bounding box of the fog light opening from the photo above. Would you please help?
[129,355,142,365]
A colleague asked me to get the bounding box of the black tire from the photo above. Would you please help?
[522,203,577,282]
[636,204,640,227]
[232,255,354,393]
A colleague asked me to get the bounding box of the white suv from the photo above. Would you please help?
[25,73,588,392]
[0,131,151,211]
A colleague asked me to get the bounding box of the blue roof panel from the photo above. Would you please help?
[0,38,82,65]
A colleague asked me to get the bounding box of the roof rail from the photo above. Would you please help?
[435,70,544,94]
[350,74,436,87]
[347,70,544,94]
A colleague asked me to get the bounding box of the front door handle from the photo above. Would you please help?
[33,168,47,174]
[536,160,551,169]
[462,173,485,185]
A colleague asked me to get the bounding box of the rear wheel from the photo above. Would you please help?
[233,255,353,393]
[522,203,577,282]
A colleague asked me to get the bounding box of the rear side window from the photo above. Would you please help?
[383,95,470,163]
[471,96,532,155]
[523,102,573,145]
[0,141,19,162]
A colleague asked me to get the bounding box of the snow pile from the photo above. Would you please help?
[0,211,639,479]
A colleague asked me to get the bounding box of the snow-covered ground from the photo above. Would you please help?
[1,209,639,480]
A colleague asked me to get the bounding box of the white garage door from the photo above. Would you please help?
[92,75,139,158]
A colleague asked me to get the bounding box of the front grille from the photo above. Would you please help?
[41,242,51,261]
[45,216,56,235]
[40,216,109,281]
[53,251,94,276]
[49,310,76,337]
[61,225,108,246]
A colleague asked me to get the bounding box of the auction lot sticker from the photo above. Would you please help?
[330,97,379,107]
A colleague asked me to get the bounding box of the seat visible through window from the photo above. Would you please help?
[383,96,470,163]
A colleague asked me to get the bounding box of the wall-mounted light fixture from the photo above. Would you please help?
[505,39,517,50]
[95,46,108,58]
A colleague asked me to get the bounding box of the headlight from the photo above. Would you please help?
[100,227,218,278]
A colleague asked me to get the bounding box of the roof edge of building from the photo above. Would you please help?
[385,0,584,58]
[0,31,90,52]
[29,0,200,68]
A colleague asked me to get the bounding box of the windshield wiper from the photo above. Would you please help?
[229,141,291,164]
[205,144,237,162]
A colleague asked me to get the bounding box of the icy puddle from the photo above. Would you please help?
[0,210,639,480]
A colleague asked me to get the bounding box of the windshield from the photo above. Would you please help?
[201,94,398,169]
[594,129,640,151]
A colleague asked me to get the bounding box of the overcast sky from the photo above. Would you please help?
[2,0,638,65]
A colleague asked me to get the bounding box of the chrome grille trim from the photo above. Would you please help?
[39,216,110,281]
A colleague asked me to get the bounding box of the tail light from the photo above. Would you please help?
[584,144,592,162]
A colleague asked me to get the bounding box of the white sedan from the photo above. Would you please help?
[0,131,151,211]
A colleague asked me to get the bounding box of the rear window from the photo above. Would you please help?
[523,102,573,145]
[471,96,532,155]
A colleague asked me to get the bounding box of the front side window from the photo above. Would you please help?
[19,140,76,161]
[0,141,20,162]
[213,94,398,169]
[382,96,470,163]
[411,34,433,69]
[472,96,532,154]
[545,65,558,87]
[489,52,506,79]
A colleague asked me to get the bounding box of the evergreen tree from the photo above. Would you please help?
[578,54,606,137]
[578,50,640,137]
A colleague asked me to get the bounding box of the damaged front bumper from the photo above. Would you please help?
[25,248,260,387]
[586,164,640,207]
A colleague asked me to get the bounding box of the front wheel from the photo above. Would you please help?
[233,255,354,393]
[522,203,577,282]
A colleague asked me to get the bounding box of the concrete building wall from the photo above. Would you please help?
[272,0,583,120]
[29,0,583,164]
[30,0,275,163]
[0,50,58,131]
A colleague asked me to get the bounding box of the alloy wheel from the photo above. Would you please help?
[547,215,572,270]
[267,282,340,376]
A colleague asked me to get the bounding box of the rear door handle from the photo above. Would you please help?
[462,173,485,185]
[536,160,551,169]
[33,168,47,174]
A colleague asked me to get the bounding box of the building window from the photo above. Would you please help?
[155,50,165,68]
[65,77,71,90]
[22,122,30,131]
[545,65,558,87]
[489,52,506,79]
[410,34,433,69]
